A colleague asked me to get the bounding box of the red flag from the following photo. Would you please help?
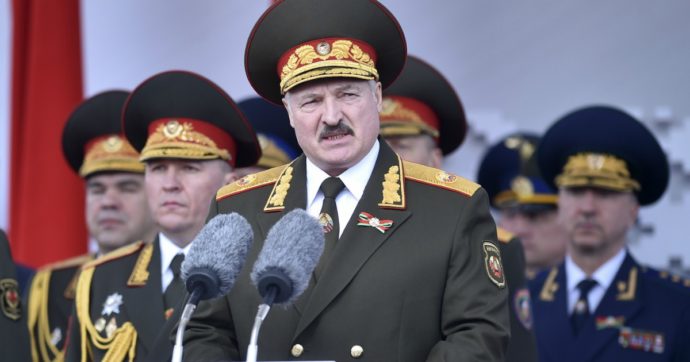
[10,0,86,267]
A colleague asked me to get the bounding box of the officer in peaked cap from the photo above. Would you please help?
[478,132,568,279]
[65,71,260,362]
[183,1,509,361]
[0,229,31,361]
[529,105,690,362]
[235,96,301,177]
[28,90,157,362]
[381,55,537,362]
[379,55,467,167]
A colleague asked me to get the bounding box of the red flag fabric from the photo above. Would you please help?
[10,0,86,267]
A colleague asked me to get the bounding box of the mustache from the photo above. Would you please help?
[319,122,354,139]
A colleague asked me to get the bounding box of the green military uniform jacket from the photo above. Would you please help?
[64,238,181,362]
[28,254,92,361]
[183,142,509,361]
[497,228,538,362]
[0,229,31,361]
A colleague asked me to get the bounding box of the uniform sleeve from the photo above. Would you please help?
[183,199,241,361]
[426,188,510,361]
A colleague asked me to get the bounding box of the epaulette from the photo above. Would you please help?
[403,160,480,197]
[496,227,515,244]
[39,253,93,271]
[643,267,690,289]
[82,241,145,270]
[216,164,288,201]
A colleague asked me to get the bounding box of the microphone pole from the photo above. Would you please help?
[246,286,278,362]
[171,289,202,362]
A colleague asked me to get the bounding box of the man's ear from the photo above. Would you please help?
[282,97,296,128]
[430,147,443,169]
[375,81,383,112]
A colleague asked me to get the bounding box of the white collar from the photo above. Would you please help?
[566,247,627,294]
[159,232,192,270]
[305,140,380,205]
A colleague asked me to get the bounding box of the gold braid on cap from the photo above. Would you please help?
[140,120,231,162]
[256,134,291,169]
[379,98,440,138]
[80,135,145,177]
[279,39,379,95]
[556,153,640,192]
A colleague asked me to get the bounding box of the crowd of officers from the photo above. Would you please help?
[3,0,690,361]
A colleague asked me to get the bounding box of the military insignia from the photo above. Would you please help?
[0,278,21,320]
[513,288,533,330]
[103,136,123,152]
[316,41,331,55]
[94,317,107,333]
[105,317,118,338]
[319,213,334,233]
[435,171,457,183]
[357,211,393,233]
[595,315,625,330]
[380,165,402,207]
[618,327,664,354]
[511,176,534,198]
[237,174,256,186]
[51,327,63,346]
[163,119,183,138]
[101,292,123,316]
[482,242,505,288]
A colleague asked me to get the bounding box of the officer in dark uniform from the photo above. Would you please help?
[478,133,567,279]
[183,1,509,361]
[0,229,31,361]
[235,97,301,178]
[530,105,690,362]
[27,90,156,362]
[64,72,260,362]
[380,55,537,362]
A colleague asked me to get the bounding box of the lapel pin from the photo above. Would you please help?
[357,212,393,233]
[595,315,625,329]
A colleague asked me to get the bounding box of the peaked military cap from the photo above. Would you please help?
[245,0,407,104]
[61,90,144,178]
[238,97,301,169]
[122,70,261,168]
[537,105,669,206]
[478,132,557,210]
[380,55,467,155]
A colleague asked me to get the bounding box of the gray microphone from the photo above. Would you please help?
[173,213,253,362]
[246,209,325,362]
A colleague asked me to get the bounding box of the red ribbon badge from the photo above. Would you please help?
[357,212,393,233]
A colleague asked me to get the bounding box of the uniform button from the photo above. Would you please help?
[350,345,364,358]
[291,344,304,357]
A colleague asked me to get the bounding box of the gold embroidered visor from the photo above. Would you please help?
[79,135,144,177]
[140,118,237,165]
[278,38,379,95]
[556,153,640,192]
[379,96,440,139]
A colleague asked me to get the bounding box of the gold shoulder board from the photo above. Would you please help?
[496,227,514,244]
[403,160,480,197]
[40,253,93,271]
[82,241,145,269]
[216,164,288,201]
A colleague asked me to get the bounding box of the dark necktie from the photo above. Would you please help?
[571,278,598,335]
[163,253,186,310]
[314,177,345,280]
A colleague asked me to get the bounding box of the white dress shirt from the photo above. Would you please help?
[565,248,626,314]
[305,140,380,237]
[159,232,192,293]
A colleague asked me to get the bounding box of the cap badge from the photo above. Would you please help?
[511,176,534,198]
[587,153,606,170]
[163,120,183,138]
[316,41,331,55]
[357,211,393,233]
[482,242,505,288]
[101,292,123,316]
[0,279,21,320]
[103,136,123,153]
[319,212,334,233]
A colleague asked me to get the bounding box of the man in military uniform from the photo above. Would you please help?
[477,133,568,279]
[235,96,302,178]
[530,105,690,361]
[64,71,260,362]
[183,1,509,361]
[380,55,538,362]
[0,229,31,361]
[27,90,157,362]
